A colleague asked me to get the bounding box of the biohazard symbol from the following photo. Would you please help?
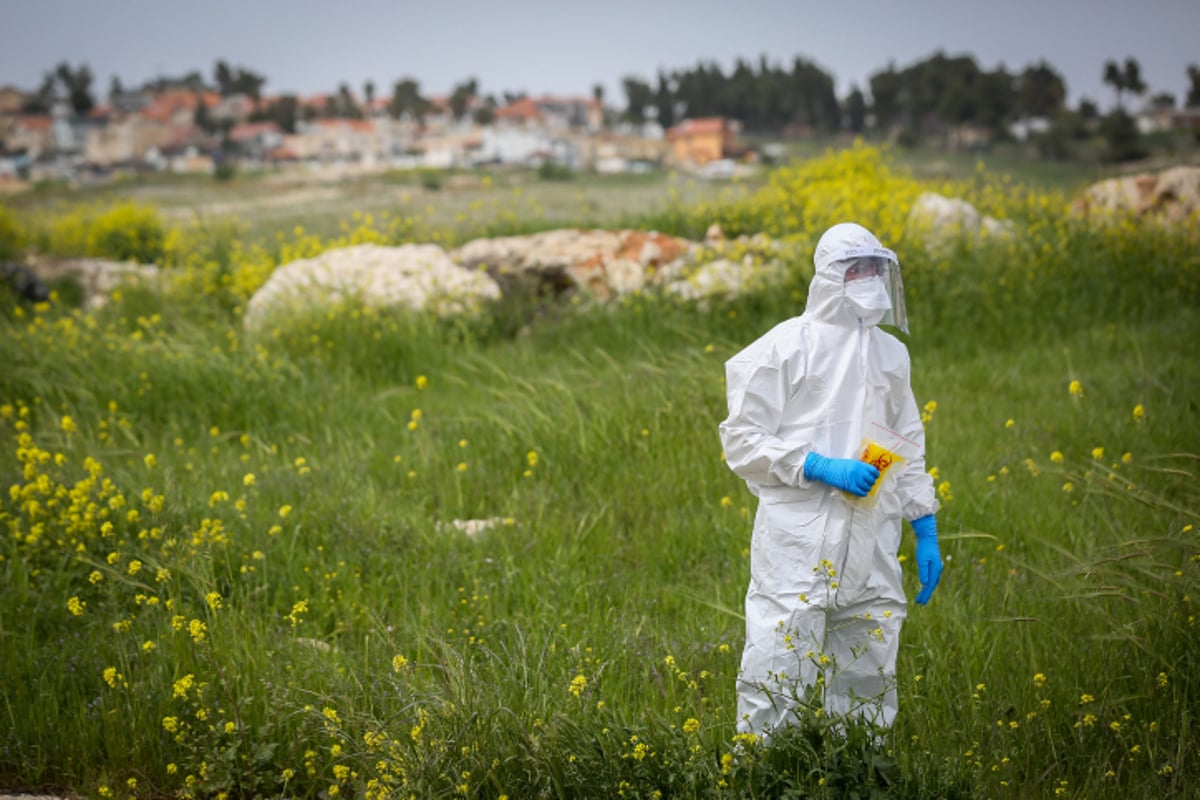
[861,446,894,471]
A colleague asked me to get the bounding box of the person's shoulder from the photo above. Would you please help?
[727,315,808,364]
[871,327,912,364]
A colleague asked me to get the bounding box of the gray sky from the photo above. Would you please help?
[2,0,1197,110]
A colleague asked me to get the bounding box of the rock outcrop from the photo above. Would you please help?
[243,227,797,330]
[23,256,160,310]
[243,243,501,331]
[449,228,694,300]
[1071,165,1200,222]
[906,192,1014,254]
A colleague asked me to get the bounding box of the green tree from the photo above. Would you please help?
[389,78,431,121]
[275,95,299,133]
[1099,108,1145,162]
[233,67,266,107]
[194,92,216,132]
[364,80,375,115]
[448,78,478,121]
[795,57,839,131]
[1122,57,1146,106]
[868,65,903,130]
[621,76,653,124]
[337,83,361,118]
[844,86,866,133]
[724,58,755,125]
[975,67,1016,134]
[592,84,606,127]
[55,61,95,115]
[214,60,234,96]
[25,71,57,113]
[654,71,675,128]
[473,96,496,126]
[1014,61,1065,118]
[1187,64,1200,107]
[1149,92,1175,112]
[1103,58,1146,111]
[750,56,786,130]
[250,94,299,134]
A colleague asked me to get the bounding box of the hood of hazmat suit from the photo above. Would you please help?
[718,222,938,735]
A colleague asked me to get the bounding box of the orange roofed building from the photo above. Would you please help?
[665,117,738,165]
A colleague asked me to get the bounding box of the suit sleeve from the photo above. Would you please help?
[718,344,812,490]
[891,353,940,521]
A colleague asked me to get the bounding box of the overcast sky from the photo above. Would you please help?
[2,0,1197,111]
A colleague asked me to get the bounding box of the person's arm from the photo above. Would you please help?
[719,351,808,489]
[720,339,880,497]
[891,350,942,604]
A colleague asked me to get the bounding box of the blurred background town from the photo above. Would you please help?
[2,53,1198,190]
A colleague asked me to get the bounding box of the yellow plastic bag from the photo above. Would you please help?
[853,422,920,505]
[858,440,905,499]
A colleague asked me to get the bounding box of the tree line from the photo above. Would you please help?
[17,53,1200,156]
[622,53,1200,136]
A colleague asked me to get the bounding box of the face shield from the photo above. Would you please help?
[830,246,908,334]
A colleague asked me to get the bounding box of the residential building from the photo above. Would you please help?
[84,114,175,166]
[228,121,285,161]
[665,117,738,165]
[0,85,27,114]
[141,89,221,127]
[283,118,400,166]
[1,114,54,160]
[494,95,602,132]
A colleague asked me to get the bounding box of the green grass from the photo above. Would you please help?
[1,152,1198,798]
[3,167,758,250]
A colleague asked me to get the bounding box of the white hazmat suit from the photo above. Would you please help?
[719,222,940,736]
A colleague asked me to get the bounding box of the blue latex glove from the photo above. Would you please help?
[911,514,942,605]
[803,452,880,497]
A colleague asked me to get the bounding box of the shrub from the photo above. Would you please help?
[0,205,24,262]
[418,168,442,191]
[537,161,574,181]
[41,202,166,264]
[86,202,166,264]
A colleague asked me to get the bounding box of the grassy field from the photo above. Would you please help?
[1,145,1198,799]
[2,166,758,248]
[4,135,1171,249]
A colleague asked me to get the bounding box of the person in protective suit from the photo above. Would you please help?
[719,221,942,738]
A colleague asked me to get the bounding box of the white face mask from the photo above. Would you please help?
[844,276,891,325]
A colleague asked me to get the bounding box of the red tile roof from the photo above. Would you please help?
[229,121,283,141]
[312,118,376,133]
[141,89,220,123]
[17,115,52,131]
[666,117,730,139]
[494,97,540,120]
